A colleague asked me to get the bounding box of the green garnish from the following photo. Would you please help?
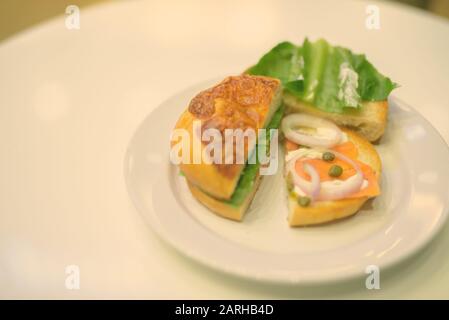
[322,152,335,162]
[329,165,343,177]
[225,104,285,206]
[248,38,398,114]
[297,196,311,207]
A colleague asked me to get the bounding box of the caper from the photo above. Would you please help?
[297,196,311,207]
[322,151,335,162]
[329,165,343,177]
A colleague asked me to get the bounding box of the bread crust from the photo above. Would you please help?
[287,129,381,227]
[172,75,281,200]
[283,91,388,142]
[187,176,262,221]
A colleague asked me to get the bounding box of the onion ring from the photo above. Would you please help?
[287,153,321,200]
[287,149,364,201]
[317,150,363,201]
[281,114,342,148]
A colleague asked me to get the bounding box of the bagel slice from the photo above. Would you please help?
[283,92,388,142]
[284,128,382,227]
[187,174,262,221]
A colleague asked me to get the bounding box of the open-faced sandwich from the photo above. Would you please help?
[171,38,396,226]
[281,114,381,226]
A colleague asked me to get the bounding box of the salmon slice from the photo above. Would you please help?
[287,139,380,199]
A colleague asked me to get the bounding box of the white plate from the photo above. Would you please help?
[124,78,449,284]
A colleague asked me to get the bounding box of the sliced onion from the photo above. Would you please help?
[281,114,342,148]
[287,153,321,200]
[287,149,364,202]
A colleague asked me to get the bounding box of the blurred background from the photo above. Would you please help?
[0,0,448,43]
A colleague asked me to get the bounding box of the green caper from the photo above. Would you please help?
[322,152,335,162]
[297,196,311,207]
[329,165,343,177]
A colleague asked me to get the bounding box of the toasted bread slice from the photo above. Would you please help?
[187,175,262,221]
[283,91,388,142]
[286,129,381,227]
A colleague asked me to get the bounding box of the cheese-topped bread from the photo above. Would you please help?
[171,74,282,219]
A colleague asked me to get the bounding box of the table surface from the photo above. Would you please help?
[1,0,449,299]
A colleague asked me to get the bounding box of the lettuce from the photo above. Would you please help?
[247,42,303,84]
[226,104,284,206]
[248,38,397,113]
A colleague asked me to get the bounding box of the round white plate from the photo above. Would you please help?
[124,79,449,284]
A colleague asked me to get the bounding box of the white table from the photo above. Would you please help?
[1,0,448,299]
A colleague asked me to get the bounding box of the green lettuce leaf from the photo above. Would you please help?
[248,38,397,114]
[226,104,284,206]
[247,42,303,84]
